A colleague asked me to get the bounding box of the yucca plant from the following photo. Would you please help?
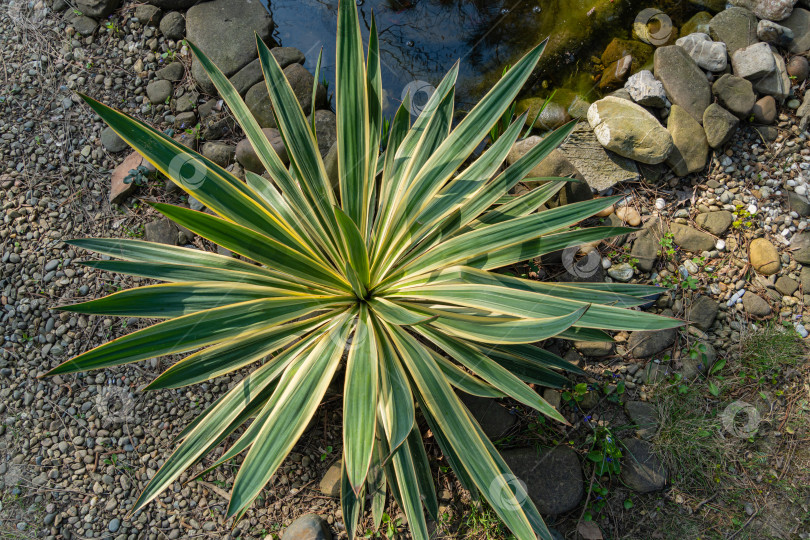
[46,2,679,538]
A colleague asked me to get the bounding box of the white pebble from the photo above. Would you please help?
[747,204,757,214]
[795,323,809,339]
[716,239,726,250]
[655,198,666,210]
[796,185,807,196]
[601,257,612,269]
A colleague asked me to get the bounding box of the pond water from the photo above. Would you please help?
[261,0,701,116]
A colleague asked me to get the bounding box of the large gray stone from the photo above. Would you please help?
[712,74,756,118]
[781,8,810,52]
[158,11,184,41]
[621,439,668,493]
[235,128,289,173]
[731,42,777,80]
[187,0,274,94]
[729,0,798,21]
[506,137,582,180]
[703,103,740,148]
[654,46,712,124]
[100,127,128,153]
[229,47,306,96]
[666,104,709,176]
[587,97,673,165]
[501,447,584,515]
[516,98,570,130]
[312,109,337,158]
[753,49,791,100]
[709,7,759,54]
[742,293,772,317]
[245,63,326,128]
[676,33,728,71]
[558,123,640,192]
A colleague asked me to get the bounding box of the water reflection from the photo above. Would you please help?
[262,0,661,115]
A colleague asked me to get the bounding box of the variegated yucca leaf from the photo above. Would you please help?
[47,2,681,538]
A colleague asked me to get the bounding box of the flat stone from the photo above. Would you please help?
[793,246,810,264]
[676,33,728,71]
[100,126,128,153]
[558,123,640,191]
[156,62,184,82]
[631,234,659,272]
[109,152,144,204]
[318,463,341,497]
[801,267,810,291]
[666,104,709,176]
[775,276,799,296]
[461,394,516,439]
[752,96,777,123]
[625,401,658,440]
[788,190,810,217]
[753,49,792,100]
[712,74,756,118]
[757,19,794,47]
[501,447,584,515]
[587,97,673,165]
[732,42,777,80]
[624,70,668,108]
[686,295,719,330]
[507,137,582,182]
[282,514,331,540]
[703,103,739,148]
[574,341,615,357]
[749,237,781,275]
[145,218,179,245]
[729,0,797,20]
[670,222,716,252]
[201,142,235,168]
[742,293,772,317]
[71,15,98,35]
[781,8,810,53]
[146,79,172,104]
[654,45,712,124]
[621,439,668,493]
[627,328,677,358]
[709,7,760,55]
[695,210,733,235]
[187,0,274,94]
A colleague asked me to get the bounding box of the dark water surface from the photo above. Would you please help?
[261,0,695,116]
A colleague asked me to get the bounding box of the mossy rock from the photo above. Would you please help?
[515,97,571,131]
[601,38,654,74]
